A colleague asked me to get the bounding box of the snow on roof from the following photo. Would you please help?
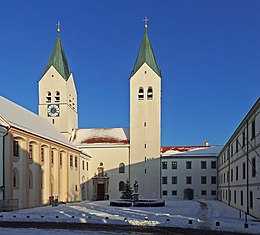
[0,96,78,150]
[162,146,223,157]
[0,116,10,128]
[71,128,130,146]
[161,146,208,154]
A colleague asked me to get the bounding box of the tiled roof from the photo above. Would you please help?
[161,146,223,157]
[43,33,71,80]
[161,146,208,154]
[71,128,130,146]
[131,32,160,77]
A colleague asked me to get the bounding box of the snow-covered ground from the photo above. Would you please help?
[0,200,259,234]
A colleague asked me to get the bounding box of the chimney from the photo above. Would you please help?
[204,140,209,147]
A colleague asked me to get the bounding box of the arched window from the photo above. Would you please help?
[55,91,60,102]
[46,91,51,103]
[147,87,153,100]
[138,87,144,100]
[119,181,125,191]
[119,163,125,173]
[41,146,44,162]
[13,168,19,189]
[41,169,44,189]
[29,141,37,161]
[29,170,33,189]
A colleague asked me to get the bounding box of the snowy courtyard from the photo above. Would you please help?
[0,200,259,234]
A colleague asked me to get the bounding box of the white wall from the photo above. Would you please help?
[161,156,217,200]
[218,99,260,218]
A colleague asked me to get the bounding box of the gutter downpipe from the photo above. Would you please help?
[246,120,249,223]
[1,125,9,200]
[228,144,231,206]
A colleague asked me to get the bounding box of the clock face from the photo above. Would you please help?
[47,104,60,117]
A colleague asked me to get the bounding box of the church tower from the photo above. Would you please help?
[38,24,78,139]
[130,19,161,199]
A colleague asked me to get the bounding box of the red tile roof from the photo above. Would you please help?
[161,146,210,153]
[81,137,129,144]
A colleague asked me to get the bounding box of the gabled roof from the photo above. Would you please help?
[131,31,161,77]
[0,96,78,150]
[71,128,130,147]
[43,33,71,80]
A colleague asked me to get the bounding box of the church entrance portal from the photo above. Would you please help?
[92,166,109,201]
[184,188,194,200]
[97,183,105,200]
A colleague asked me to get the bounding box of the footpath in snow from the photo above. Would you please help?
[0,200,259,234]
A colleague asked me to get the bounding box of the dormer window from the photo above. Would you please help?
[138,87,144,100]
[46,91,51,103]
[55,91,60,102]
[147,87,153,100]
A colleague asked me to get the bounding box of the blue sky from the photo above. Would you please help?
[0,0,259,146]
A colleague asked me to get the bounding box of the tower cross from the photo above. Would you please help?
[143,16,149,30]
[57,21,61,33]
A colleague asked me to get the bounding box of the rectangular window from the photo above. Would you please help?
[75,156,78,168]
[231,169,233,181]
[211,176,216,184]
[242,131,246,147]
[201,161,206,169]
[70,155,73,167]
[41,147,44,162]
[13,140,19,157]
[87,161,89,171]
[162,190,167,196]
[186,161,192,169]
[224,172,225,183]
[241,191,243,206]
[162,161,167,169]
[211,190,216,196]
[29,144,33,159]
[60,153,62,166]
[236,139,239,153]
[51,150,54,164]
[252,157,256,178]
[236,166,238,181]
[242,162,246,179]
[211,161,216,169]
[162,176,167,184]
[230,144,233,156]
[172,190,177,196]
[172,176,177,184]
[186,176,192,184]
[250,191,253,209]
[82,160,85,170]
[172,161,177,169]
[251,120,256,139]
[201,190,207,196]
[234,190,236,204]
[201,176,207,184]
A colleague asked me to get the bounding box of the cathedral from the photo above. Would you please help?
[1,21,258,219]
[39,21,162,200]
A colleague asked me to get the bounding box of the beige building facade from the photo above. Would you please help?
[0,96,89,209]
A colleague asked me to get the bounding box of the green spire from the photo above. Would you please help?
[131,27,161,77]
[43,27,71,81]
